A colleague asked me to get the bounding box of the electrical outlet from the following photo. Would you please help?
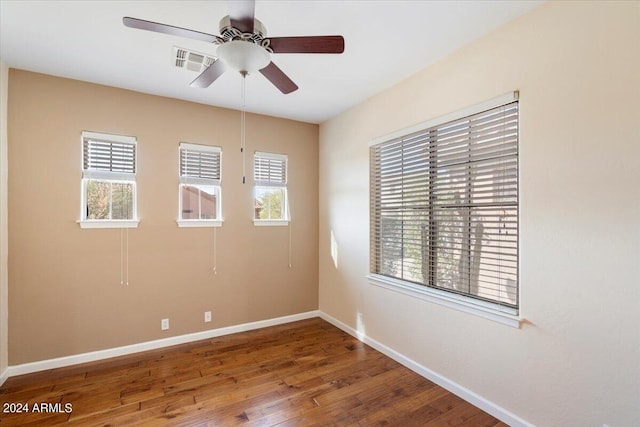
[161,318,169,330]
[204,311,212,322]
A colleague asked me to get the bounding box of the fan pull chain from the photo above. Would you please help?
[240,71,247,184]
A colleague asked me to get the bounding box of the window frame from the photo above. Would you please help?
[177,142,223,228]
[253,151,289,226]
[368,92,521,328]
[78,131,138,229]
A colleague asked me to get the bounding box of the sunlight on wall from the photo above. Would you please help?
[330,230,338,269]
[356,311,366,341]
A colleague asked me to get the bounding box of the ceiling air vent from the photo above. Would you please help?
[174,47,216,73]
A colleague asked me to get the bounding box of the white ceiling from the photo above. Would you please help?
[0,0,541,124]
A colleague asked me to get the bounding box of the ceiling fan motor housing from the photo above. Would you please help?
[219,15,267,44]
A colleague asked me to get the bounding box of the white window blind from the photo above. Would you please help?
[370,98,519,311]
[254,152,287,187]
[82,131,136,180]
[180,143,221,185]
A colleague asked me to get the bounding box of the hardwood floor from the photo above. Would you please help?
[0,318,505,426]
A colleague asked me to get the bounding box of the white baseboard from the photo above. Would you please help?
[6,310,320,378]
[0,367,8,387]
[319,311,533,427]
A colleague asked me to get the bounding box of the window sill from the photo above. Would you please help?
[177,220,223,228]
[367,274,522,328]
[78,220,139,229]
[253,220,290,227]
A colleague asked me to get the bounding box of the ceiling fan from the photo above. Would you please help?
[123,0,345,94]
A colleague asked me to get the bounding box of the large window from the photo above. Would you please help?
[254,151,288,225]
[370,93,519,319]
[178,143,222,227]
[80,131,137,228]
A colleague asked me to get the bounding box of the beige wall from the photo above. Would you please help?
[319,2,640,426]
[0,60,8,378]
[8,70,318,365]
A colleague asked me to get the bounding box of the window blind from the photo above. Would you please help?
[370,100,519,310]
[254,152,287,187]
[179,143,221,185]
[82,132,136,180]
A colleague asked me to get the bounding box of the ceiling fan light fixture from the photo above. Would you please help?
[216,40,270,74]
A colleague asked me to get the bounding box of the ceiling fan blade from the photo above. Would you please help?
[190,60,227,88]
[123,17,220,44]
[266,36,345,54]
[228,0,255,33]
[259,62,298,94]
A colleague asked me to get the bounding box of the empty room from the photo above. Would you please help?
[0,1,638,426]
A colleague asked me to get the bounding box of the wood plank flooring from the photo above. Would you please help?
[0,318,506,426]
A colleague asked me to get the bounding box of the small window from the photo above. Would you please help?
[178,143,222,227]
[79,131,138,228]
[254,152,289,226]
